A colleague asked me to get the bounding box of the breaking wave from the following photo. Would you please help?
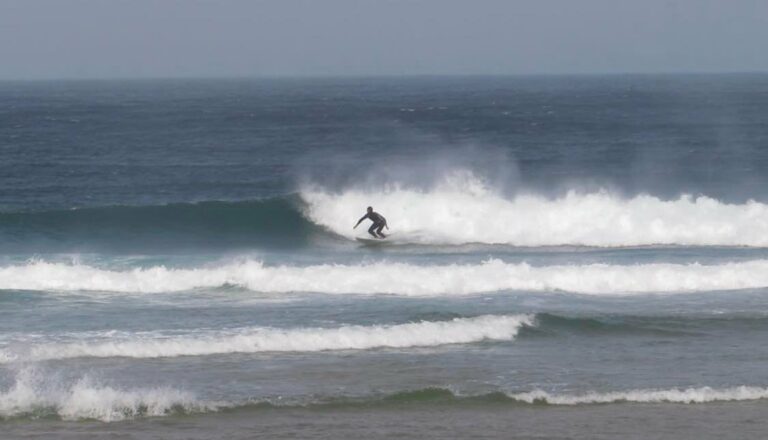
[5,375,767,422]
[0,315,533,362]
[302,171,768,247]
[4,172,768,251]
[0,368,216,422]
[3,258,768,295]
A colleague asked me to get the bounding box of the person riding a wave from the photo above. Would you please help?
[354,206,388,238]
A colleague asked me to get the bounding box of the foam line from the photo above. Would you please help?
[2,259,768,295]
[0,315,533,362]
[508,386,768,404]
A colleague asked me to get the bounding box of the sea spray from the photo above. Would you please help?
[0,367,214,422]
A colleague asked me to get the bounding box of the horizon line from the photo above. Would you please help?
[2,70,767,83]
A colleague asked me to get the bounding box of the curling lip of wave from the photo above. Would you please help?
[0,315,533,362]
[3,259,768,295]
[301,173,768,247]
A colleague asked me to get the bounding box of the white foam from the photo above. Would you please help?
[0,315,533,362]
[3,259,768,296]
[301,171,768,246]
[0,368,214,421]
[509,386,768,404]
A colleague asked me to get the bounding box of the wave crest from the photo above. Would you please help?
[3,259,768,295]
[0,315,533,362]
[302,173,768,246]
[0,368,214,422]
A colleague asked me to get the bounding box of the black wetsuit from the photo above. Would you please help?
[357,211,387,238]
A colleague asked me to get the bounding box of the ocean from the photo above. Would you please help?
[2,74,768,439]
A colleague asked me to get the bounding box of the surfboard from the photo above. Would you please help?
[356,236,391,245]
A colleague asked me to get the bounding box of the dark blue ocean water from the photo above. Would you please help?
[2,75,768,439]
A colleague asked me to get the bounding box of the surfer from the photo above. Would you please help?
[354,206,388,238]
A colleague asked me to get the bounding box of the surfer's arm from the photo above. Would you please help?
[383,217,389,229]
[353,214,368,229]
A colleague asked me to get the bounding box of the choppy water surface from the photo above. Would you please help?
[2,75,768,439]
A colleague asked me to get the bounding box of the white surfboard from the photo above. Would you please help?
[355,234,397,245]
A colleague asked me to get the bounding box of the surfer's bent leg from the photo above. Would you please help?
[375,223,386,238]
[368,223,378,238]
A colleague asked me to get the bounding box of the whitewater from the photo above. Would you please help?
[301,172,768,247]
[0,368,215,422]
[4,258,768,295]
[0,315,533,362]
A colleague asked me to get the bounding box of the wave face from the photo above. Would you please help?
[0,368,214,422]
[4,259,768,295]
[302,171,768,247]
[0,315,533,362]
[0,197,314,252]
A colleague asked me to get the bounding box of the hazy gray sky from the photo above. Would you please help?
[1,0,767,79]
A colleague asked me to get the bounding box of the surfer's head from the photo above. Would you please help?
[367,206,373,213]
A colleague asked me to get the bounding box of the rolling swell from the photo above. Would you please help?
[3,313,765,364]
[0,196,322,252]
[0,315,534,362]
[526,313,704,337]
[377,386,768,406]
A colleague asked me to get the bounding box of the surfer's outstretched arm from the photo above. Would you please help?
[353,214,369,229]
